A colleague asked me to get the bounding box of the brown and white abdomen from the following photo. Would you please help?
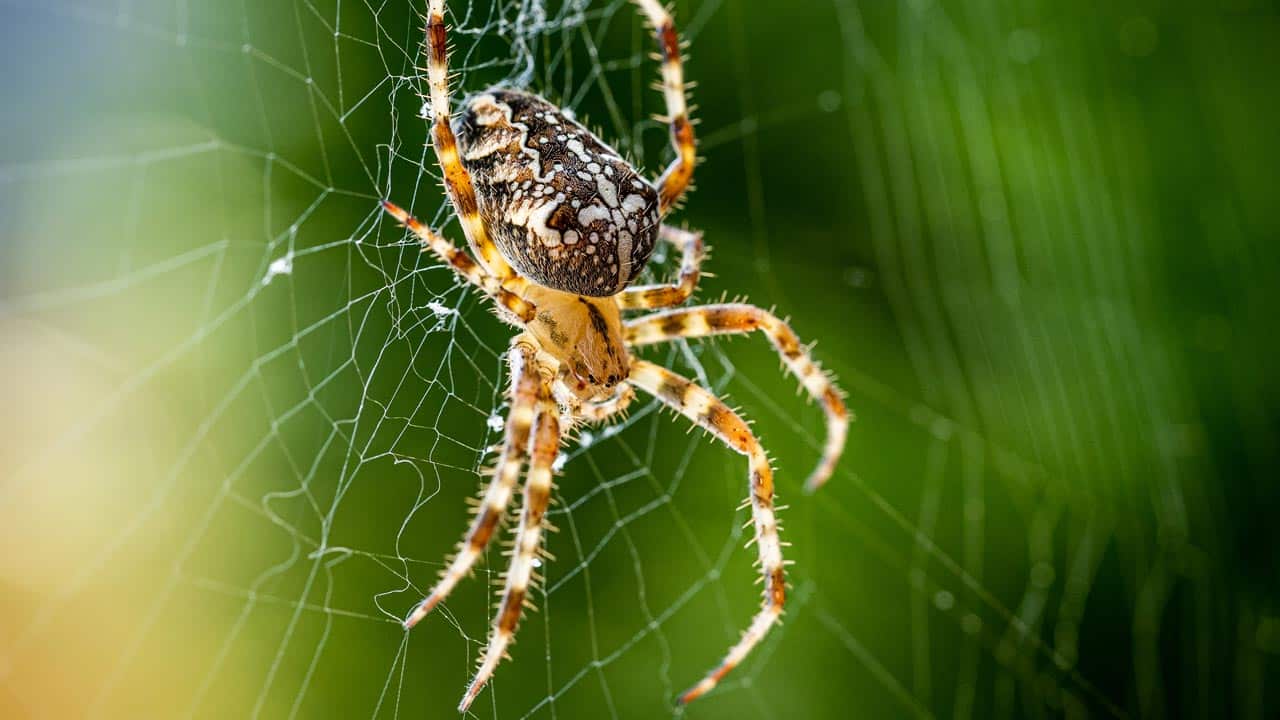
[453,88,661,297]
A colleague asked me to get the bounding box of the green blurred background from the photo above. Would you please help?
[2,0,1278,718]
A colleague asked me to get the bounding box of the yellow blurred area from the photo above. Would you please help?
[1,108,268,717]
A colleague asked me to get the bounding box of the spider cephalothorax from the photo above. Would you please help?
[382,0,850,711]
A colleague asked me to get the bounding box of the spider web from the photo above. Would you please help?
[1,0,1275,718]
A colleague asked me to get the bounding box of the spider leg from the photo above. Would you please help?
[460,379,561,712]
[617,225,705,310]
[420,0,515,280]
[626,304,849,491]
[576,382,636,424]
[627,360,786,704]
[381,200,535,323]
[633,0,696,214]
[403,338,541,629]
[550,366,638,427]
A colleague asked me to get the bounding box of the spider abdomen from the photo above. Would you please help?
[454,88,660,296]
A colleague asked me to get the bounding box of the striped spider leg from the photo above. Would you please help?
[402,338,543,629]
[381,200,535,322]
[420,0,515,280]
[626,361,787,704]
[461,368,562,712]
[626,304,849,491]
[617,225,705,310]
[633,0,698,213]
[393,332,566,714]
[554,370,637,426]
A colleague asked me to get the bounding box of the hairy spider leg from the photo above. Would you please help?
[460,382,562,712]
[633,0,697,214]
[627,360,786,704]
[626,304,849,491]
[420,0,515,280]
[549,362,638,427]
[381,200,535,323]
[617,225,705,310]
[575,382,636,424]
[403,339,542,629]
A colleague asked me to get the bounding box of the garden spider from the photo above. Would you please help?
[381,0,849,710]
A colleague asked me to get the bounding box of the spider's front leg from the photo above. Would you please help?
[617,225,705,310]
[460,377,561,712]
[420,0,514,280]
[404,337,542,628]
[625,304,849,491]
[381,200,535,323]
[628,360,786,704]
[633,0,697,213]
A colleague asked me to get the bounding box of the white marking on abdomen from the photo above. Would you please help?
[527,200,563,247]
[615,230,633,291]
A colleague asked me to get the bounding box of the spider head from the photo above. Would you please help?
[524,287,630,400]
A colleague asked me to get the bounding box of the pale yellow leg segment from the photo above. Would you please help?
[551,366,637,428]
[577,383,636,424]
[625,304,849,492]
[627,360,786,704]
[617,225,705,310]
[403,338,541,630]
[381,200,535,324]
[632,0,696,213]
[421,0,514,279]
[459,387,561,712]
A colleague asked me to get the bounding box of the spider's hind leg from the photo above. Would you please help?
[460,378,562,712]
[403,337,541,629]
[628,360,786,704]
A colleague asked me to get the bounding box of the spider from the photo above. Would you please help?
[381,0,849,711]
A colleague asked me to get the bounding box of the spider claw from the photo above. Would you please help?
[676,668,729,706]
[803,467,833,494]
[403,593,442,629]
[457,683,483,714]
[380,199,404,220]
